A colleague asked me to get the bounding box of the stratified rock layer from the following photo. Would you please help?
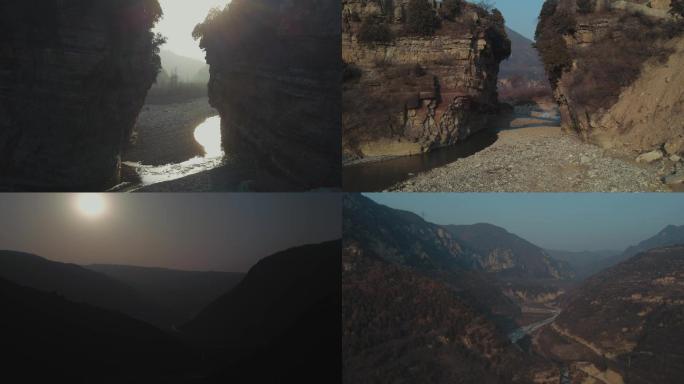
[0,0,162,191]
[342,0,509,161]
[198,0,341,190]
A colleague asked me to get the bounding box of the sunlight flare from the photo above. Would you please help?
[194,115,223,158]
[76,194,107,218]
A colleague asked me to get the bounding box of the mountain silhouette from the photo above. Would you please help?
[87,264,244,326]
[182,240,341,382]
[0,276,193,383]
[0,250,173,327]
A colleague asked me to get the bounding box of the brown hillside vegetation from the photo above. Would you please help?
[342,244,552,384]
[538,244,684,383]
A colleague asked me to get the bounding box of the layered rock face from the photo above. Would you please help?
[195,0,341,190]
[342,0,510,161]
[537,0,684,159]
[0,0,162,191]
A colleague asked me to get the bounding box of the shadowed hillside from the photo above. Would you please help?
[87,264,244,326]
[182,240,341,382]
[0,276,193,383]
[0,250,172,327]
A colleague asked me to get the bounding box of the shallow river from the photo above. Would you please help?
[343,105,560,192]
[122,116,225,188]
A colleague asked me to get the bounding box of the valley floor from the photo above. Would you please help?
[391,104,672,192]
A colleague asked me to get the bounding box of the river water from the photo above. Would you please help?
[122,116,225,188]
[507,309,560,345]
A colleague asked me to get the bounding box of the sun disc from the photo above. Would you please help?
[77,194,106,217]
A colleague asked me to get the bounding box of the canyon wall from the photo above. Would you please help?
[342,0,510,161]
[537,0,684,161]
[195,0,341,190]
[0,0,162,191]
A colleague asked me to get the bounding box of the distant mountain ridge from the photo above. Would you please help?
[500,26,546,83]
[546,249,619,280]
[86,264,245,326]
[550,224,684,279]
[345,194,573,280]
[0,250,171,327]
[157,49,209,83]
[0,241,340,382]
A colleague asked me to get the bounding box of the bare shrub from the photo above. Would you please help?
[568,13,683,112]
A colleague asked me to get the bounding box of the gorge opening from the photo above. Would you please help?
[117,0,230,191]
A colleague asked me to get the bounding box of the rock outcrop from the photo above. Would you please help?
[536,0,684,160]
[194,0,341,190]
[342,0,510,161]
[0,0,163,191]
[445,223,575,280]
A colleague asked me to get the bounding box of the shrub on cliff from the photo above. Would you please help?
[405,0,440,36]
[576,0,595,14]
[485,9,512,62]
[358,14,393,43]
[439,0,464,21]
[535,4,576,86]
[343,62,362,82]
[671,0,684,17]
[568,12,681,112]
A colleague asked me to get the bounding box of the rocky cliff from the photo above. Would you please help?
[446,223,574,280]
[0,0,163,191]
[536,0,684,164]
[342,0,510,161]
[194,0,341,190]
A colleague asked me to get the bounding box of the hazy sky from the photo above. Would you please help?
[365,193,684,252]
[491,0,545,40]
[0,193,340,272]
[155,0,231,60]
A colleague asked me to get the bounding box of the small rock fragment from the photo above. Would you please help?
[636,150,663,163]
[664,172,684,186]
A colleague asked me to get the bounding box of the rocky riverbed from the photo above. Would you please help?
[391,106,680,192]
[124,97,217,166]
